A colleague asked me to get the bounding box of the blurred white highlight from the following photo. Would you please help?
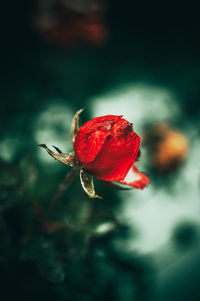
[89,83,200,254]
[0,137,20,162]
[89,83,180,132]
[34,102,74,164]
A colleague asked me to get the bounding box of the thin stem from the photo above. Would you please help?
[47,168,78,215]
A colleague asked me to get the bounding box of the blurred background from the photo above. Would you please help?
[1,0,200,300]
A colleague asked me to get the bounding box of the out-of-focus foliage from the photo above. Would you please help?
[0,152,156,300]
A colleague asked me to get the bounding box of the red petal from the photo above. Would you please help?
[119,163,150,189]
[80,119,140,181]
[74,115,122,164]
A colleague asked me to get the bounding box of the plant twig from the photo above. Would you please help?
[48,168,78,215]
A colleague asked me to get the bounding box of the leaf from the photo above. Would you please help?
[71,108,85,143]
[38,144,78,167]
[80,168,102,199]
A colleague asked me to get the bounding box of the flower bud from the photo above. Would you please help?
[73,115,140,182]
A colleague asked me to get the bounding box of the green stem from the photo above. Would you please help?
[48,168,78,215]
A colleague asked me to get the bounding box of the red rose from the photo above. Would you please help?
[73,114,149,189]
[39,110,149,198]
[73,115,140,181]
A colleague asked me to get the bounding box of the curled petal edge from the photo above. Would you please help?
[118,164,150,189]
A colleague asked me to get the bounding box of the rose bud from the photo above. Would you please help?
[144,123,189,172]
[73,115,140,181]
[39,110,149,198]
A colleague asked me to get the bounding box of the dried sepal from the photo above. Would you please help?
[38,144,79,167]
[52,145,62,154]
[80,168,102,199]
[71,108,85,143]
